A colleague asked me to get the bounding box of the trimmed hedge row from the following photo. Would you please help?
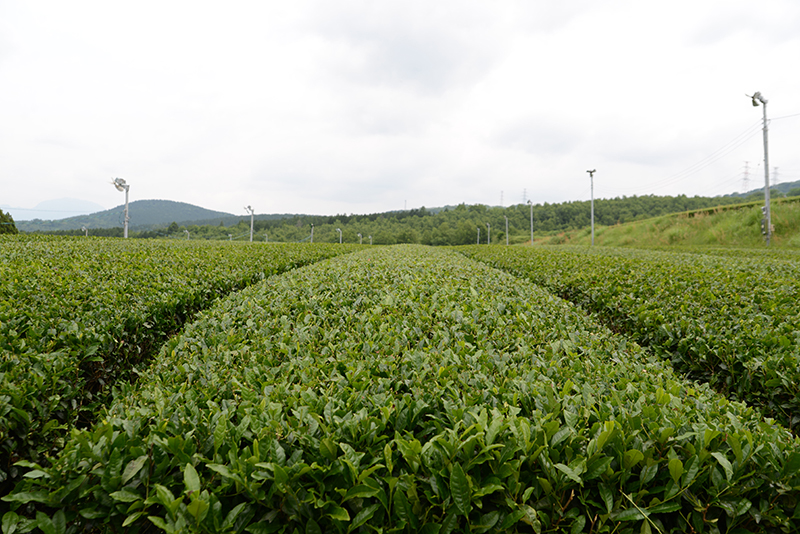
[0,236,354,489]
[6,245,800,533]
[459,245,800,430]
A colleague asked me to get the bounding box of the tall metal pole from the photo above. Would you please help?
[310,224,314,243]
[486,223,490,245]
[504,215,509,245]
[477,227,480,244]
[358,233,363,245]
[123,186,129,239]
[245,206,255,242]
[336,228,342,244]
[112,178,130,238]
[751,92,771,245]
[764,100,771,246]
[527,200,533,245]
[587,169,596,246]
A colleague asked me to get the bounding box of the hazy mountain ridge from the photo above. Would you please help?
[15,200,238,232]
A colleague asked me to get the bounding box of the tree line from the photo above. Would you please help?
[20,192,796,244]
[0,209,18,234]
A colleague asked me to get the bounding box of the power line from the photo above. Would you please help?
[600,120,763,196]
[772,112,800,120]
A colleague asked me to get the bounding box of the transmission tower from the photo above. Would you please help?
[742,161,750,193]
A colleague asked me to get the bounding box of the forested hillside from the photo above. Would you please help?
[150,194,767,244]
[29,192,799,244]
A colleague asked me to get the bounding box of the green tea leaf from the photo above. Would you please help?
[555,463,582,485]
[393,489,414,525]
[214,414,228,454]
[711,452,733,482]
[497,509,526,530]
[450,463,471,516]
[348,504,379,532]
[599,483,614,514]
[35,512,55,534]
[184,463,201,494]
[110,489,142,503]
[122,455,148,485]
[624,449,644,469]
[327,506,350,522]
[668,458,684,484]
[610,507,647,521]
[2,512,20,534]
[122,512,146,527]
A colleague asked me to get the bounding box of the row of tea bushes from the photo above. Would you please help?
[6,246,800,533]
[0,236,354,487]
[460,245,800,430]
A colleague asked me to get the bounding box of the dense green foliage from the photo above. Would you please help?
[0,237,354,493]
[0,210,17,235]
[7,246,800,533]
[461,245,800,430]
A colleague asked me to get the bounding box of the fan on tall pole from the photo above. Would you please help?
[111,178,130,238]
[748,92,771,245]
[245,205,255,242]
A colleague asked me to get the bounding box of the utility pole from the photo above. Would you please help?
[587,169,596,246]
[504,215,509,246]
[527,200,533,245]
[749,92,771,245]
[245,205,255,242]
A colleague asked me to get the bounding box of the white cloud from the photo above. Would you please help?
[1,0,799,218]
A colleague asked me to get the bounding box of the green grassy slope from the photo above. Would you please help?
[537,197,800,248]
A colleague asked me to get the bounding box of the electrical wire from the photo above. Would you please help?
[598,120,764,197]
[772,112,800,121]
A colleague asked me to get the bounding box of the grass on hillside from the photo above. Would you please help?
[534,197,800,248]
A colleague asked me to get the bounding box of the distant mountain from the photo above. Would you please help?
[16,199,237,232]
[719,179,800,199]
[1,198,107,221]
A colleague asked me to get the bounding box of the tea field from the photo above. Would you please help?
[460,245,800,430]
[0,236,356,492]
[4,243,800,533]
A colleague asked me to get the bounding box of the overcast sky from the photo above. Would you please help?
[2,0,799,219]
